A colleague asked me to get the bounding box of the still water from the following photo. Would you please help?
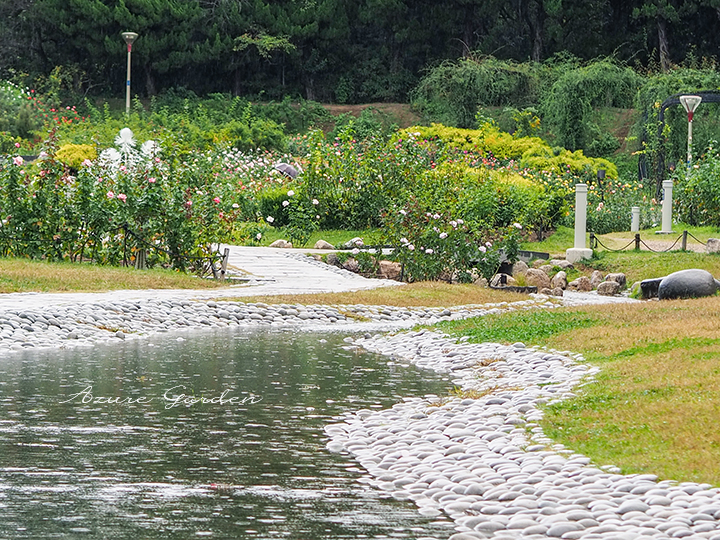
[0,329,453,539]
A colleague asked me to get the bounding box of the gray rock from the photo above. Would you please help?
[568,276,592,292]
[512,260,529,276]
[606,272,627,289]
[551,287,564,297]
[314,239,334,250]
[342,257,360,273]
[597,281,621,296]
[538,264,555,276]
[325,253,340,267]
[473,277,488,288]
[269,239,292,248]
[706,238,720,253]
[590,270,604,289]
[640,277,663,298]
[550,271,568,290]
[525,268,551,290]
[658,269,720,300]
[549,259,574,270]
[490,273,517,287]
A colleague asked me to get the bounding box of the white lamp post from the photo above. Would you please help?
[121,32,139,116]
[679,95,702,179]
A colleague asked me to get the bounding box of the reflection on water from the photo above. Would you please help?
[0,329,452,539]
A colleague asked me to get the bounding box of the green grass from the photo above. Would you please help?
[0,258,227,293]
[585,250,720,283]
[521,226,575,255]
[438,298,720,485]
[437,309,602,346]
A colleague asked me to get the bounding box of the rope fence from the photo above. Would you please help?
[589,230,707,254]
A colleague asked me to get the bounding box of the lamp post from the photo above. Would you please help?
[121,32,139,116]
[679,95,702,179]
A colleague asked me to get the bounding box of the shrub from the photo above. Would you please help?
[55,144,97,169]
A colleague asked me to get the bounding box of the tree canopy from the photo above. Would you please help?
[2,0,720,102]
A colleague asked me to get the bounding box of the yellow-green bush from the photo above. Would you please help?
[55,144,97,169]
[401,123,617,178]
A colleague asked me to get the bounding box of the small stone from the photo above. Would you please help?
[597,280,621,296]
[269,239,292,248]
[342,258,360,273]
[525,268,551,289]
[314,239,334,249]
[568,276,592,292]
[551,287,564,297]
[606,272,627,289]
[490,273,517,287]
[115,330,125,340]
[706,238,720,253]
[378,260,402,280]
[590,270,604,289]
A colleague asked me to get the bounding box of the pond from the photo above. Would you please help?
[0,329,454,539]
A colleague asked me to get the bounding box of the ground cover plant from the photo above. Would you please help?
[437,298,720,485]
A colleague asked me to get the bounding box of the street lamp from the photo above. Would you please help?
[121,31,139,116]
[679,94,702,179]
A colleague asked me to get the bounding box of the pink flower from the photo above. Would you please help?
[14,142,20,148]
[81,159,93,167]
[479,246,487,253]
[117,193,127,202]
[106,191,115,199]
[13,156,24,166]
[148,177,156,183]
[185,201,192,207]
[213,197,221,204]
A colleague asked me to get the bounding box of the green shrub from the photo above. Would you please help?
[55,144,97,169]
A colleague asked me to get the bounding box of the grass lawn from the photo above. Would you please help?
[0,258,226,293]
[438,297,720,485]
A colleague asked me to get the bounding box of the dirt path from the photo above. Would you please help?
[602,233,706,253]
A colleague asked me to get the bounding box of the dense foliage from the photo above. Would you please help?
[4,1,720,103]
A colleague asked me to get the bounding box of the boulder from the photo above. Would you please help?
[657,269,720,300]
[473,277,488,288]
[538,264,555,276]
[532,259,548,269]
[342,257,360,273]
[490,273,517,287]
[314,239,334,250]
[550,270,568,290]
[549,259,574,270]
[511,260,529,277]
[640,277,663,299]
[343,237,364,248]
[568,276,592,292]
[551,287,564,297]
[379,260,402,280]
[325,253,341,267]
[605,272,627,289]
[597,280,621,296]
[269,239,292,248]
[590,270,604,289]
[539,287,552,296]
[707,238,720,254]
[525,268,551,289]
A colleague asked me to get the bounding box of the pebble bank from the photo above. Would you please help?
[325,330,720,540]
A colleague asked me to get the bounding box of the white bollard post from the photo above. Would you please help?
[659,179,674,234]
[631,206,640,233]
[566,183,593,263]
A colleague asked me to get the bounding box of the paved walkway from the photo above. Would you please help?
[0,246,399,312]
[0,245,634,312]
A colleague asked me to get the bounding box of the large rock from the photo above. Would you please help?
[707,238,720,253]
[549,259,574,270]
[605,272,627,289]
[597,280,621,296]
[490,273,517,287]
[537,264,555,276]
[378,260,402,280]
[314,239,334,250]
[657,269,720,300]
[640,277,663,299]
[590,270,604,289]
[269,239,292,248]
[512,260,529,277]
[568,276,592,292]
[550,270,568,290]
[342,257,360,273]
[525,268,551,289]
[325,253,340,267]
[343,237,364,248]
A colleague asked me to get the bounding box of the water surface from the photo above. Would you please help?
[0,328,453,539]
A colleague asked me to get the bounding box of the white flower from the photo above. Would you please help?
[433,213,440,219]
[425,248,434,254]
[450,221,457,228]
[407,244,415,251]
[457,219,464,224]
[513,222,523,229]
[312,199,319,205]
[479,246,487,253]
[486,241,492,248]
[266,216,275,223]
[256,233,262,240]
[140,140,160,159]
[400,209,407,215]
[12,156,23,166]
[115,127,136,155]
[400,237,409,244]
[352,248,360,255]
[439,232,448,239]
[99,148,122,166]
[232,203,239,209]
[287,190,295,197]
[282,200,290,207]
